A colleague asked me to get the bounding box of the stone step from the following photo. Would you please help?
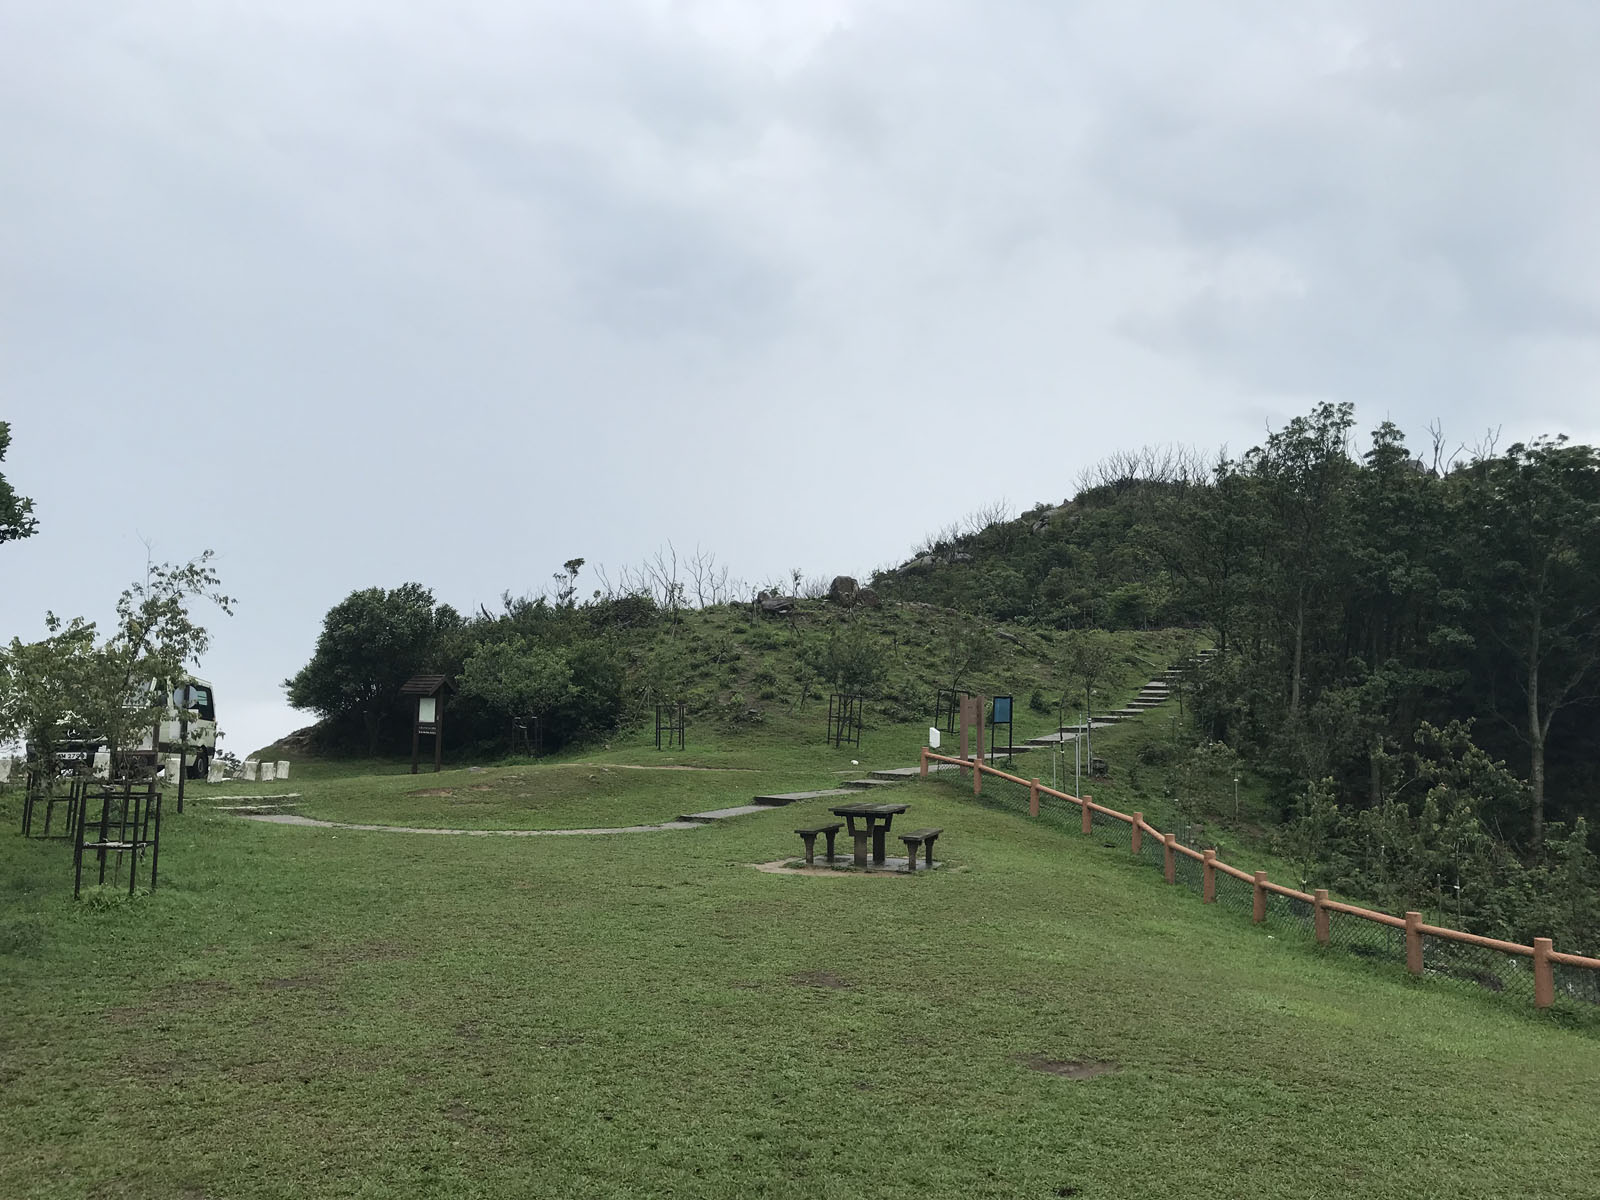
[751,789,857,806]
[870,763,959,780]
[679,804,772,823]
[841,778,897,789]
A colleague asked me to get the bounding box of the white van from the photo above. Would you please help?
[38,676,220,780]
[142,678,220,779]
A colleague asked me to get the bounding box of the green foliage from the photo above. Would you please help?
[0,420,38,546]
[459,639,572,725]
[1,554,232,760]
[284,583,455,754]
[816,621,888,695]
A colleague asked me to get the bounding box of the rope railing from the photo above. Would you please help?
[920,747,1600,1011]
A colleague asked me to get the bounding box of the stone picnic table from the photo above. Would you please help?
[829,800,911,866]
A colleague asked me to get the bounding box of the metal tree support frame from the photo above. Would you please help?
[934,688,961,735]
[827,693,863,748]
[20,763,88,840]
[73,775,163,899]
[919,747,1600,1012]
[512,715,543,757]
[655,701,686,751]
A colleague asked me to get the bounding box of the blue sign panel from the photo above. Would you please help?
[993,695,1012,724]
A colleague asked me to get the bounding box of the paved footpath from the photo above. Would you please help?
[238,812,705,836]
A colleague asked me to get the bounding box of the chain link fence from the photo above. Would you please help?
[1421,934,1536,1006]
[1088,807,1126,850]
[1174,850,1204,896]
[975,772,1031,820]
[1326,910,1406,968]
[1213,869,1255,916]
[1554,962,1600,1006]
[1264,890,1315,935]
[1036,786,1080,831]
[1137,830,1166,874]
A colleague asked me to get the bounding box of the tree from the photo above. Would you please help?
[285,584,453,755]
[1458,438,1600,847]
[820,622,887,695]
[942,618,994,692]
[0,617,100,764]
[0,421,39,545]
[1,553,233,765]
[459,639,572,745]
[1060,629,1117,768]
[93,553,235,759]
[1242,402,1356,719]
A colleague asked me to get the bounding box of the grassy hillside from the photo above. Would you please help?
[3,763,1597,1198]
[264,600,1201,763]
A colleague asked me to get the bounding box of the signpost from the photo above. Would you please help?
[400,675,454,774]
[989,694,1014,764]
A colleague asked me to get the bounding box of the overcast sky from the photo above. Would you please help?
[5,1,1600,756]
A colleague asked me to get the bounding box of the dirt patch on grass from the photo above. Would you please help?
[262,973,326,990]
[565,763,755,772]
[752,859,913,878]
[409,788,454,797]
[324,938,413,964]
[1016,1054,1118,1080]
[103,978,234,1025]
[790,969,852,990]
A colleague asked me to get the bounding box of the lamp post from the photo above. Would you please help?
[1233,776,1240,821]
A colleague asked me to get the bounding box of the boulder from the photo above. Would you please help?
[828,575,860,606]
[758,592,798,615]
[856,587,881,608]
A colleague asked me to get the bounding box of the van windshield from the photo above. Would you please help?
[171,684,215,722]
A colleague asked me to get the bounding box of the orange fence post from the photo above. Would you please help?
[1405,912,1424,975]
[1313,889,1330,944]
[920,747,928,780]
[1533,938,1554,1009]
[1029,779,1039,818]
[1202,850,1216,903]
[1163,834,1176,884]
[1131,813,1142,855]
[1252,871,1267,923]
[1081,793,1093,835]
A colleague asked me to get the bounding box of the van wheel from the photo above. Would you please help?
[189,753,210,781]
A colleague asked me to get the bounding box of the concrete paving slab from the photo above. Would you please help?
[751,789,857,805]
[680,804,771,822]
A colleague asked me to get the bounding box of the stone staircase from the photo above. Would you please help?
[1024,647,1217,747]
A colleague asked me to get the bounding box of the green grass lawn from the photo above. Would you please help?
[212,763,814,831]
[4,764,1598,1199]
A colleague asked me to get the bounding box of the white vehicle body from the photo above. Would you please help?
[30,677,220,779]
[135,678,220,777]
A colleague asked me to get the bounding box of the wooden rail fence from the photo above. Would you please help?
[922,748,1600,1011]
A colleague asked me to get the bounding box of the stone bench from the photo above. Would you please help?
[795,822,845,865]
[898,827,943,871]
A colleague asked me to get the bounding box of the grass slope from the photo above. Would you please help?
[3,768,1598,1199]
